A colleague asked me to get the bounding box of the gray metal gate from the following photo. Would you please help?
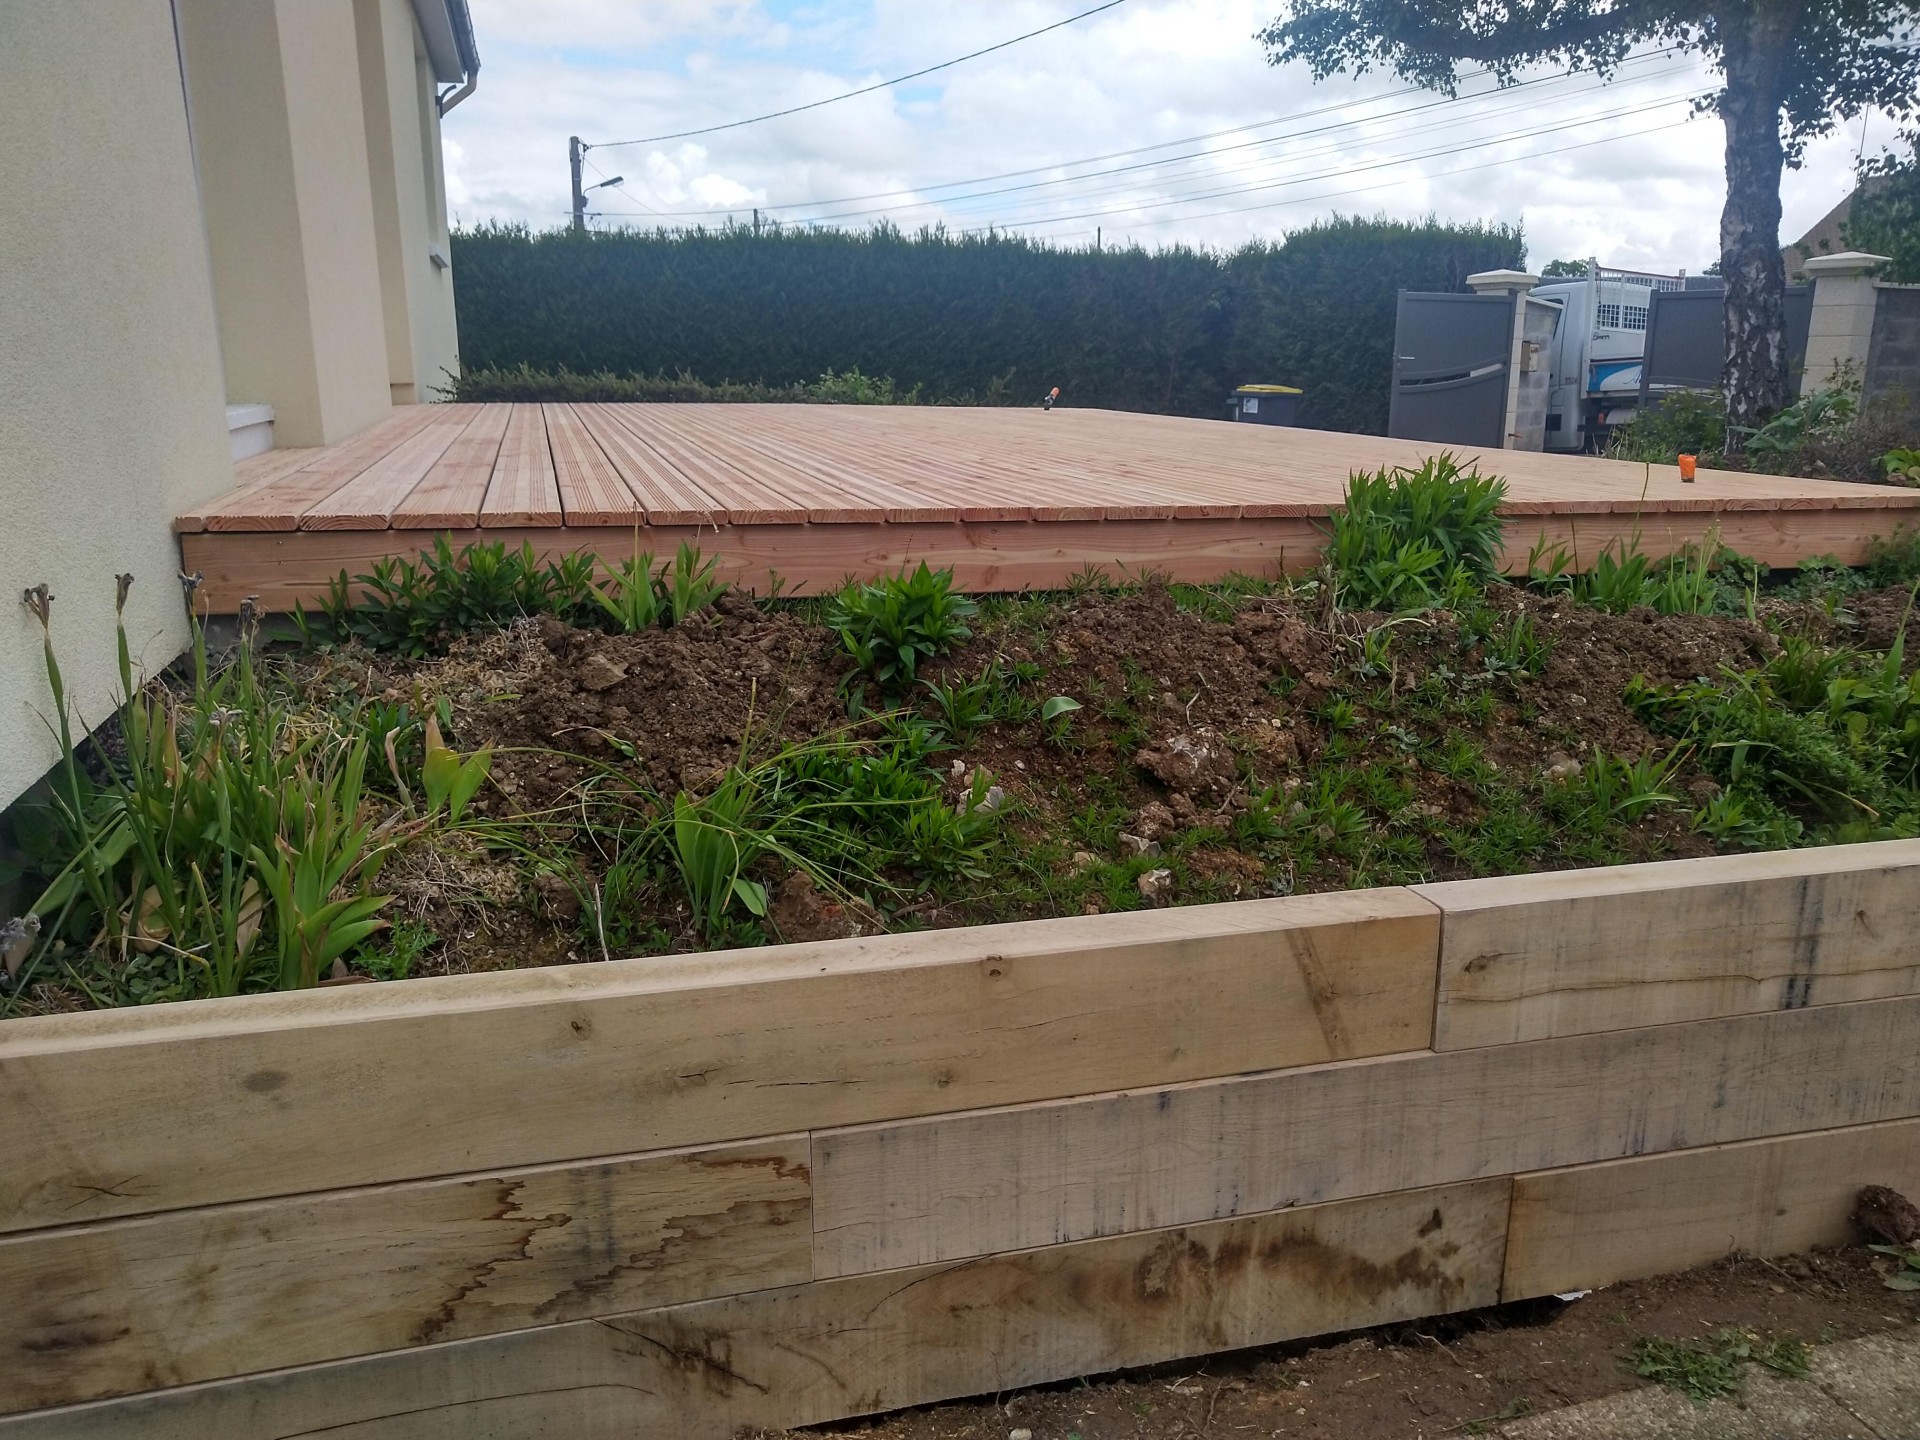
[1638,284,1813,400]
[1387,291,1514,447]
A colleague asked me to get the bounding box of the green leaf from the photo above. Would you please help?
[731,877,768,917]
[1041,695,1083,723]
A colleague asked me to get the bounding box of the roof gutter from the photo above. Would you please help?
[410,0,479,110]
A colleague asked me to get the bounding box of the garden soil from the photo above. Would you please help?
[284,577,1837,975]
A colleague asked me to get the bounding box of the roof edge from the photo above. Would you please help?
[410,0,478,85]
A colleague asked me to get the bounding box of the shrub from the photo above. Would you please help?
[451,216,1525,430]
[300,538,726,653]
[1326,455,1507,611]
[1608,390,1727,465]
[445,363,923,406]
[826,563,979,688]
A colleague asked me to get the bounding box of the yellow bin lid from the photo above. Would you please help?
[1235,384,1303,394]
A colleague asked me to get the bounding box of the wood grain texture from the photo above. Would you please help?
[1417,840,1920,1049]
[169,403,1920,600]
[1502,1117,1920,1301]
[810,993,1920,1277]
[0,891,1437,1231]
[0,1181,1508,1440]
[0,1137,810,1414]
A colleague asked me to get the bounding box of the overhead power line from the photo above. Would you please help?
[789,57,1695,227]
[589,0,1131,150]
[1048,109,1707,237]
[969,88,1711,232]
[586,46,1689,224]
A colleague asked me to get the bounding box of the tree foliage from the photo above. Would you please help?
[1258,1,1920,437]
[451,216,1523,434]
[1847,148,1920,282]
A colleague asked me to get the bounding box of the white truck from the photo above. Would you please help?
[1531,263,1690,452]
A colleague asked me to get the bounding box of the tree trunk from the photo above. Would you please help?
[1716,6,1801,451]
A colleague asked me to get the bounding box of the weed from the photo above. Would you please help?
[591,547,664,631]
[1327,455,1508,612]
[827,563,979,688]
[922,662,999,743]
[1628,1329,1809,1405]
[1869,1243,1920,1289]
[357,919,438,982]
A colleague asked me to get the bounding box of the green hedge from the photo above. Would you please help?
[451,216,1524,433]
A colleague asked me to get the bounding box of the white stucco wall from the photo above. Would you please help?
[356,0,462,405]
[0,2,233,809]
[178,0,393,447]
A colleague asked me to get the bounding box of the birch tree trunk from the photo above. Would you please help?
[1717,3,1802,450]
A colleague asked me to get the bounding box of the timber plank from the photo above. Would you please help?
[0,891,1437,1231]
[574,402,725,525]
[544,403,642,525]
[196,408,439,533]
[1417,840,1920,1048]
[479,403,561,526]
[809,993,1920,1277]
[1501,1117,1920,1301]
[175,450,323,533]
[0,1181,1508,1440]
[391,404,511,529]
[0,1136,810,1413]
[177,515,1325,611]
[300,407,475,530]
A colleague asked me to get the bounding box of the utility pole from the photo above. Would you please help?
[569,135,586,232]
[1096,226,1101,253]
[753,207,761,237]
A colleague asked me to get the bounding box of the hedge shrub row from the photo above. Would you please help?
[451,216,1524,434]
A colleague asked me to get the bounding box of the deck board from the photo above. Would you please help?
[544,403,641,525]
[480,404,562,527]
[392,405,511,530]
[173,402,1920,609]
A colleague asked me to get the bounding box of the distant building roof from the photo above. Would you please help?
[1786,178,1890,279]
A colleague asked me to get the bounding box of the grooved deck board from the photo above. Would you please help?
[479,403,561,526]
[544,402,641,526]
[1502,1117,1920,1300]
[0,1181,1508,1440]
[391,405,512,529]
[172,403,1920,603]
[300,407,476,530]
[0,891,1438,1232]
[1418,840,1920,1049]
[809,993,1920,1277]
[0,1136,811,1414]
[193,409,439,533]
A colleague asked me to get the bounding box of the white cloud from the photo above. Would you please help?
[446,0,1899,268]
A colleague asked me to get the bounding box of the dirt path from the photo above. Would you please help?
[757,1249,1917,1440]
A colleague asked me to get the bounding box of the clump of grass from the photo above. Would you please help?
[299,537,726,655]
[1327,455,1507,612]
[6,578,490,1008]
[1628,1329,1809,1405]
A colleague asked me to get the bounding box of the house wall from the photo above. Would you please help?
[177,0,394,447]
[355,0,462,406]
[0,2,233,810]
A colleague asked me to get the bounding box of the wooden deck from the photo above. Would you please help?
[175,402,1920,609]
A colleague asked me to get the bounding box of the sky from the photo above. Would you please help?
[443,0,1903,273]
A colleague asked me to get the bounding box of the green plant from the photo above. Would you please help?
[1880,447,1920,485]
[1870,1243,1920,1290]
[922,662,999,742]
[1737,385,1858,459]
[1628,1330,1809,1405]
[1327,456,1507,612]
[356,919,438,982]
[1041,694,1083,742]
[826,563,979,688]
[591,547,663,631]
[1607,390,1728,465]
[660,544,728,625]
[670,776,770,943]
[420,715,492,821]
